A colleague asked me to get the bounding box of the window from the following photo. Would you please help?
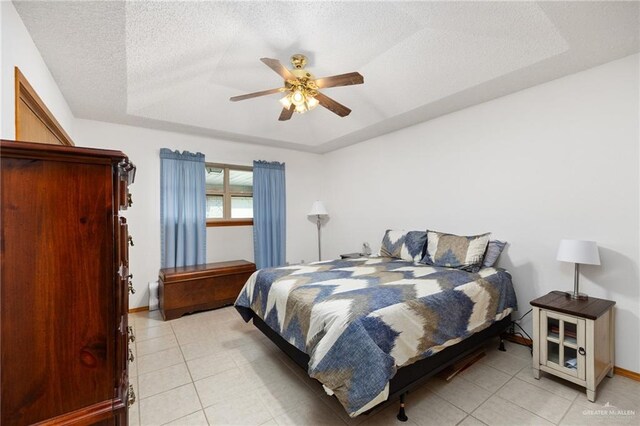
[205,163,253,226]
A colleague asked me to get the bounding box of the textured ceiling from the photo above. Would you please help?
[13,1,640,153]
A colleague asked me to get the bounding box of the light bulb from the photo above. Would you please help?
[291,90,305,106]
[306,96,319,110]
[279,95,292,109]
[295,103,306,113]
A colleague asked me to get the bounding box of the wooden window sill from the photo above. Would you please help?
[207,219,253,227]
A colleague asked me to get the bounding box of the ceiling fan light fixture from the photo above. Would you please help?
[279,95,292,109]
[306,96,319,110]
[295,103,307,113]
[291,90,306,106]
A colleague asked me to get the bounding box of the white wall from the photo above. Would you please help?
[322,54,640,372]
[74,119,324,309]
[0,1,75,140]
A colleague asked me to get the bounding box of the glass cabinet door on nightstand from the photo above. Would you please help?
[540,311,586,379]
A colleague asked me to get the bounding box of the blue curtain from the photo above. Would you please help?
[253,160,286,269]
[160,149,206,268]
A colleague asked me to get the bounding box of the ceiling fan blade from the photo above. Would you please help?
[260,58,297,81]
[315,92,351,117]
[278,105,294,121]
[230,87,284,102]
[315,72,364,89]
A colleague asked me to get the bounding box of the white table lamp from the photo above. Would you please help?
[308,201,328,261]
[557,239,601,300]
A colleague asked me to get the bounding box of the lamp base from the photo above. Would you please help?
[566,291,589,300]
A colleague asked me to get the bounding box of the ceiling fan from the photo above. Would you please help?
[230,54,364,121]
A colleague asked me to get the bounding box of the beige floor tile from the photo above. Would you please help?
[256,376,319,418]
[137,347,185,375]
[427,376,492,413]
[228,340,281,366]
[560,401,639,425]
[135,323,174,342]
[163,410,209,425]
[472,395,554,426]
[132,310,165,330]
[273,396,346,425]
[138,363,192,399]
[195,367,253,408]
[408,387,467,426]
[315,392,365,426]
[479,348,529,376]
[139,383,201,426]
[457,415,487,426]
[495,378,572,424]
[129,355,138,377]
[359,405,419,426]
[128,401,140,426]
[501,341,533,361]
[128,376,140,426]
[573,375,640,409]
[203,306,242,323]
[458,362,512,393]
[238,356,300,388]
[516,367,581,401]
[181,337,235,361]
[187,351,237,381]
[203,390,273,426]
[137,334,179,357]
[258,419,279,426]
[172,322,218,346]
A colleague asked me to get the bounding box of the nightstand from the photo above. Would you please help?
[531,291,615,402]
[340,253,365,259]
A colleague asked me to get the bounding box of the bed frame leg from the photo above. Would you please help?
[498,338,506,352]
[397,393,408,422]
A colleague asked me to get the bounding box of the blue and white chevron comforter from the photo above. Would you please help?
[235,257,517,417]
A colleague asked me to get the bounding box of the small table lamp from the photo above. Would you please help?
[308,201,328,261]
[556,239,601,300]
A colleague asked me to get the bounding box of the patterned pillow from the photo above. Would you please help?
[482,240,507,268]
[421,230,491,271]
[380,230,427,262]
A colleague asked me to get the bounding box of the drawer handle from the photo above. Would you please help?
[578,347,586,356]
[127,325,135,342]
[129,348,135,363]
[127,193,133,207]
[128,235,134,246]
[128,384,136,406]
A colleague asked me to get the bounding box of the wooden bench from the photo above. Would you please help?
[158,260,256,320]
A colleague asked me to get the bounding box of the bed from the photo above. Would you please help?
[235,256,517,418]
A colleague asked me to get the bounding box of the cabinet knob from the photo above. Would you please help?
[128,384,136,407]
[128,348,135,363]
[128,235,134,246]
[578,347,586,356]
[127,193,133,207]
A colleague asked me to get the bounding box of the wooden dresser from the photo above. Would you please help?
[159,260,256,320]
[0,140,136,425]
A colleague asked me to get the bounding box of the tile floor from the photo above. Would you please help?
[128,308,639,425]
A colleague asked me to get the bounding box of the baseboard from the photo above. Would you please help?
[614,366,640,382]
[501,332,639,382]
[128,306,149,313]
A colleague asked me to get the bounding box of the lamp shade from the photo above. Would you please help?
[308,201,328,216]
[557,239,601,265]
